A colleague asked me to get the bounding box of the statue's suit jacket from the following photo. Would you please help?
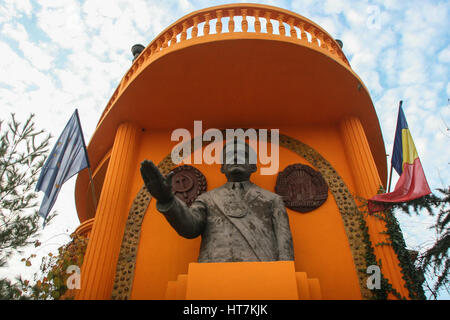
[157,181,294,262]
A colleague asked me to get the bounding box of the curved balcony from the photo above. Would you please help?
[98,3,350,125]
[76,3,386,222]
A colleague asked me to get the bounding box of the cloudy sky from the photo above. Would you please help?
[0,0,449,299]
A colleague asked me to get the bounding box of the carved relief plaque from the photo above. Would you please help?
[275,163,328,213]
[170,165,207,206]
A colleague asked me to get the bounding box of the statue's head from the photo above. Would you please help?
[220,139,257,182]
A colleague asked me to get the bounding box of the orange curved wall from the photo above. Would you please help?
[129,124,362,300]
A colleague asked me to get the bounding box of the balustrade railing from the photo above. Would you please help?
[98,4,349,126]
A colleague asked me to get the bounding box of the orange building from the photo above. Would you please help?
[73,4,420,300]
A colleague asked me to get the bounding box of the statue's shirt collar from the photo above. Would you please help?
[225,180,253,193]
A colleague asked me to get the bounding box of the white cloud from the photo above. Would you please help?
[36,0,88,50]
[0,0,32,23]
[19,41,54,70]
[323,0,348,15]
[1,22,29,42]
[438,46,450,64]
[312,16,338,36]
[0,42,50,92]
[56,69,86,94]
[179,0,194,12]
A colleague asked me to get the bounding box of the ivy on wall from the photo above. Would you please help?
[356,189,426,300]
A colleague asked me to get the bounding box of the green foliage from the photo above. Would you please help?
[382,208,426,299]
[0,113,54,299]
[393,192,443,216]
[392,187,449,299]
[359,185,449,299]
[0,278,28,300]
[17,233,88,300]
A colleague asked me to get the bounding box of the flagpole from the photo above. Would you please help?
[387,165,393,192]
[75,108,98,211]
[387,100,403,192]
[87,167,98,211]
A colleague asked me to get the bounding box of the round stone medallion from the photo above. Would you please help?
[170,165,207,206]
[275,163,328,213]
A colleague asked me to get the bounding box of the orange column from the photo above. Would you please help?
[77,122,140,300]
[339,116,408,298]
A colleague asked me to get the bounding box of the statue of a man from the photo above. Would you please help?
[140,140,294,263]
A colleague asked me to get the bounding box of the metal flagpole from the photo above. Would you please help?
[87,167,98,211]
[387,165,394,193]
[387,100,403,193]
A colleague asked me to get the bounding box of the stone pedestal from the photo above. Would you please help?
[165,261,321,300]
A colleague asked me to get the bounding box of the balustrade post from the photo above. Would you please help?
[254,10,261,33]
[241,9,248,32]
[288,18,297,38]
[181,21,188,41]
[149,43,156,56]
[156,38,163,52]
[278,14,286,36]
[228,9,235,32]
[204,13,210,35]
[317,31,327,49]
[326,39,335,54]
[162,33,170,48]
[265,12,273,34]
[299,22,307,43]
[216,10,223,34]
[171,26,178,45]
[309,28,320,47]
[192,16,199,38]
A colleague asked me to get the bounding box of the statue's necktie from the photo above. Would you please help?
[232,182,244,199]
[225,182,247,218]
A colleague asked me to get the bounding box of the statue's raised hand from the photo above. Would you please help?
[140,160,174,204]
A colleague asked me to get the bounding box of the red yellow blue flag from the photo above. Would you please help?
[369,104,431,213]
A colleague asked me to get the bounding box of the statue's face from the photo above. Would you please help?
[220,146,257,181]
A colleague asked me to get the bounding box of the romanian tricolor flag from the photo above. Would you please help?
[368,103,431,213]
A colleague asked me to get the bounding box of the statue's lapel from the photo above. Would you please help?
[244,186,262,204]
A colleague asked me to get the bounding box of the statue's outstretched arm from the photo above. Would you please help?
[140,160,206,239]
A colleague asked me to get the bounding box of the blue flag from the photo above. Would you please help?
[391,103,409,176]
[35,109,89,221]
